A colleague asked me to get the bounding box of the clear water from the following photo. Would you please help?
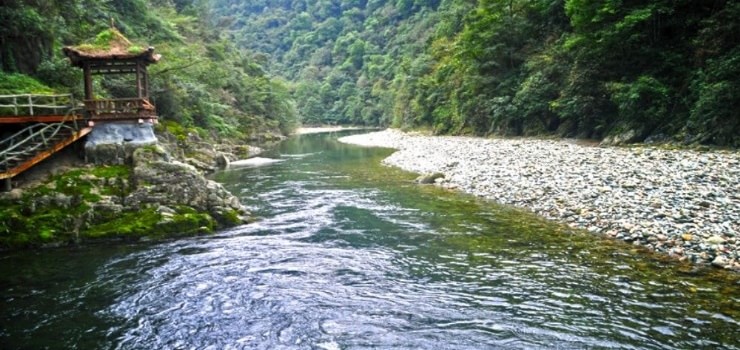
[1,131,738,349]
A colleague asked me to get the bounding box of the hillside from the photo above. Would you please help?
[211,0,739,146]
[1,0,297,139]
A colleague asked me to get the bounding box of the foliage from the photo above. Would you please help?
[0,72,55,94]
[210,0,739,146]
[2,0,738,144]
[0,0,297,140]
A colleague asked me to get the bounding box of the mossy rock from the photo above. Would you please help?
[0,156,246,250]
[0,165,135,249]
[214,208,243,227]
[83,209,162,239]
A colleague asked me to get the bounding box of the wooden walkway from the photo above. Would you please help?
[0,93,159,190]
[0,94,90,190]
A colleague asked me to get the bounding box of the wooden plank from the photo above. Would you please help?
[0,127,93,180]
[0,115,84,123]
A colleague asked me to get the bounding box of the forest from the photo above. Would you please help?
[1,0,297,140]
[211,0,739,146]
[1,0,738,146]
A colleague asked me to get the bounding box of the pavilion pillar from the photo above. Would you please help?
[142,66,149,97]
[83,63,93,100]
[136,62,143,98]
[3,178,11,192]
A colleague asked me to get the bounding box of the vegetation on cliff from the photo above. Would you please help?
[211,0,739,146]
[0,0,297,138]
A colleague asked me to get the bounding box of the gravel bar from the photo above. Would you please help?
[339,129,740,271]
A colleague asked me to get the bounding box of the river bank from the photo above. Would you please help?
[0,124,265,249]
[339,129,740,271]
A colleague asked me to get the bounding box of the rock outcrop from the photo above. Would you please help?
[0,126,253,249]
[126,145,248,226]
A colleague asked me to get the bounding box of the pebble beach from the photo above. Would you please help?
[339,129,740,271]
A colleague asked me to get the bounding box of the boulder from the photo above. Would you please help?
[215,153,231,168]
[415,172,445,184]
[600,129,642,146]
[126,146,249,226]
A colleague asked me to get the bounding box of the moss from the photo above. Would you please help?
[93,30,116,47]
[74,43,97,52]
[82,207,216,239]
[127,45,145,54]
[157,211,216,236]
[217,209,243,227]
[0,163,230,249]
[90,165,130,178]
[0,202,77,248]
[46,166,130,202]
[0,165,135,249]
[74,28,134,53]
[83,209,161,238]
[53,170,100,202]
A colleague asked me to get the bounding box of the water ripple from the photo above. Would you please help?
[1,132,738,349]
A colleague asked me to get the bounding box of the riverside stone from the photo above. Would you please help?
[339,129,740,271]
[128,146,249,226]
[416,173,445,184]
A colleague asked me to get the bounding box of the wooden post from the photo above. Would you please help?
[136,61,143,98]
[83,63,93,100]
[28,95,33,115]
[142,65,149,98]
[3,178,10,192]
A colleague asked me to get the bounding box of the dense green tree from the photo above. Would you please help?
[0,0,297,139]
[209,0,740,145]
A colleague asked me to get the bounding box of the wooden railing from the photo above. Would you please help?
[0,94,75,116]
[0,107,82,173]
[84,97,156,120]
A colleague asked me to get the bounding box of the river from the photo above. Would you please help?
[1,131,738,349]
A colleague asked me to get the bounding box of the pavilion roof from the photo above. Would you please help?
[62,28,161,68]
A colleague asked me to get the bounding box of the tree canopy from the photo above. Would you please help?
[2,0,737,145]
[211,0,739,146]
[0,0,297,139]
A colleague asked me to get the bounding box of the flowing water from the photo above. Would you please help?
[1,131,739,349]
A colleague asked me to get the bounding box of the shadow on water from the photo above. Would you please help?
[1,130,738,349]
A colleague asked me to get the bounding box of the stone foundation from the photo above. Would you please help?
[85,121,159,164]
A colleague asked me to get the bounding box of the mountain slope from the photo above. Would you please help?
[211,0,739,146]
